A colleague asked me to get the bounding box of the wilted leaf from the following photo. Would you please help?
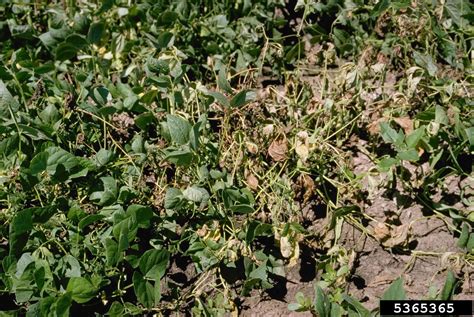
[246,173,259,191]
[245,142,258,154]
[382,224,410,248]
[268,138,288,162]
[394,117,413,135]
[413,51,438,76]
[295,131,310,162]
[373,222,390,240]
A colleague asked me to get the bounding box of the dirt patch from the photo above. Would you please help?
[340,153,470,310]
[240,260,314,317]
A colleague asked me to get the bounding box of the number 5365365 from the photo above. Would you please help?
[393,302,454,314]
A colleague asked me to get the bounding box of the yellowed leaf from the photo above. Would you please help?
[280,235,299,267]
[288,241,300,268]
[246,141,258,154]
[295,131,310,162]
[280,236,292,258]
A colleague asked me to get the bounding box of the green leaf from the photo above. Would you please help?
[287,303,302,311]
[230,204,255,214]
[65,33,88,49]
[166,114,191,145]
[378,156,398,171]
[397,149,419,161]
[55,42,80,61]
[249,264,267,280]
[440,271,457,300]
[9,209,33,257]
[218,67,233,94]
[87,21,105,44]
[465,127,474,149]
[230,90,256,108]
[78,214,105,230]
[147,58,170,74]
[131,134,144,153]
[380,122,403,146]
[413,51,438,76]
[29,205,57,223]
[108,302,125,317]
[135,112,156,130]
[370,0,390,18]
[39,104,59,123]
[90,176,118,205]
[206,91,230,107]
[105,238,120,266]
[159,11,179,26]
[342,295,370,317]
[133,272,155,308]
[435,105,449,125]
[54,292,72,317]
[458,223,469,247]
[189,121,201,151]
[45,147,79,175]
[139,249,169,280]
[405,127,425,148]
[66,277,97,304]
[245,221,260,245]
[126,204,153,228]
[17,124,51,141]
[444,0,471,27]
[164,188,183,209]
[314,285,330,317]
[183,186,209,203]
[467,233,474,252]
[95,149,113,166]
[113,216,137,248]
[165,148,193,166]
[381,277,406,300]
[0,80,20,117]
[30,151,49,175]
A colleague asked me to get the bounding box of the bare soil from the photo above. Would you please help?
[240,147,473,316]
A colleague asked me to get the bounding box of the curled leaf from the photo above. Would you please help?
[268,138,288,162]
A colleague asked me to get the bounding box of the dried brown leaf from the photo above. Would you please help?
[295,131,310,162]
[246,142,258,154]
[368,118,385,136]
[394,116,413,134]
[297,174,315,203]
[268,138,288,162]
[373,222,390,240]
[246,173,259,191]
[383,224,410,248]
